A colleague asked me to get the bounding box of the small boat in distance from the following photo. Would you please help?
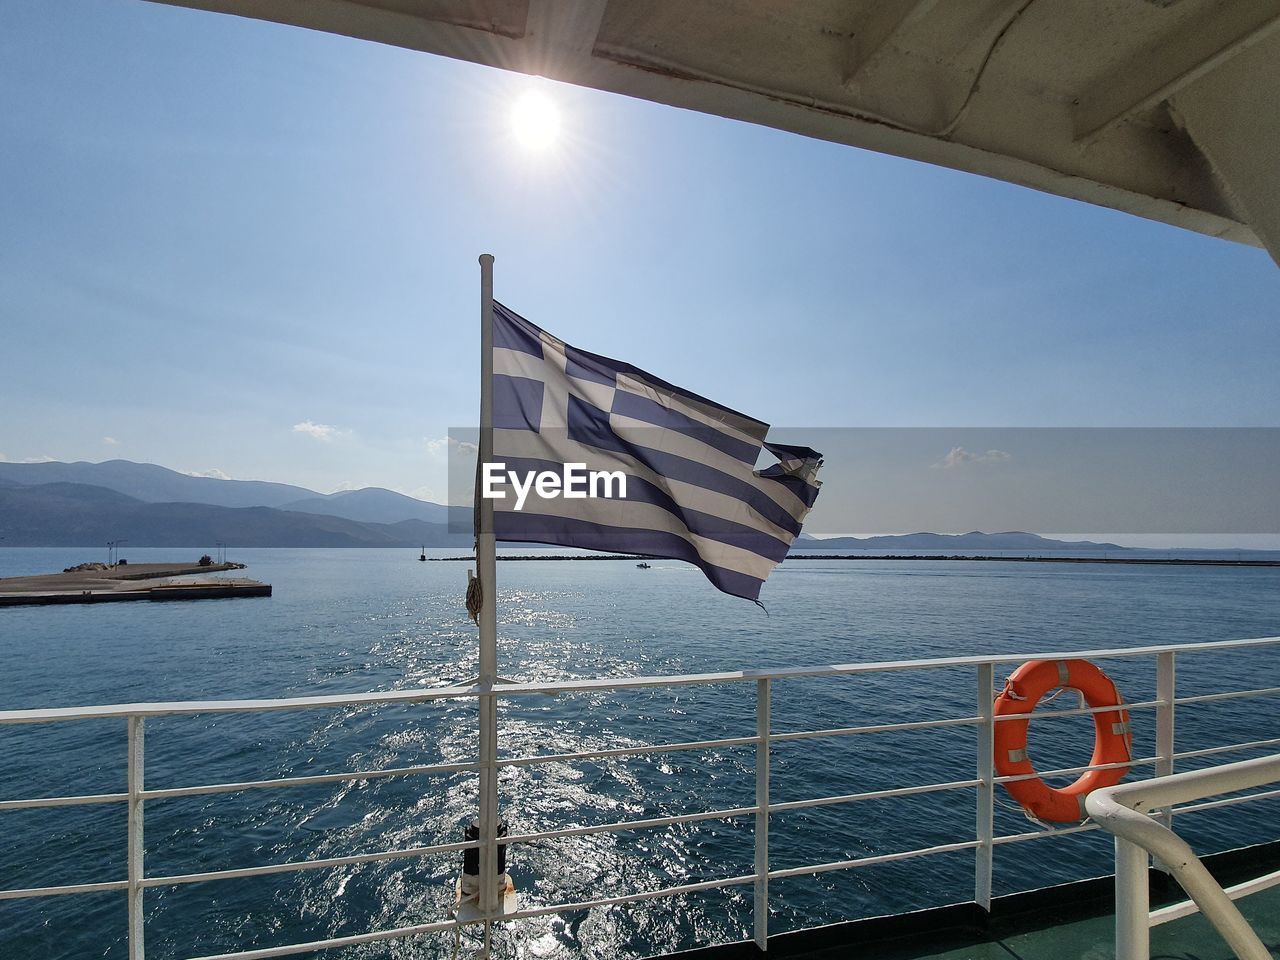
[636,562,651,569]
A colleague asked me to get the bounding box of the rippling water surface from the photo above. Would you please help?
[1,547,1278,959]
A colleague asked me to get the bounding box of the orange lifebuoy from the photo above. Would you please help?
[993,659,1132,823]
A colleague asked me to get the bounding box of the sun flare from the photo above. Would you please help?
[511,89,561,150]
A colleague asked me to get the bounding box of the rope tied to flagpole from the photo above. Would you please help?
[466,568,483,625]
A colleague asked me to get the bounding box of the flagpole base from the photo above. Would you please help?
[452,874,518,921]
[450,875,519,959]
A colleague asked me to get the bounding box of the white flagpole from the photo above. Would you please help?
[476,253,500,944]
[478,256,497,681]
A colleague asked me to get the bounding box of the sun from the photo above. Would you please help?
[511,89,561,151]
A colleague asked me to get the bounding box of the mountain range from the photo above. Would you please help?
[795,531,1130,552]
[0,459,314,508]
[1,459,1146,554]
[0,460,470,548]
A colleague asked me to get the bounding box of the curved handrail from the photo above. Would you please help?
[1085,753,1280,960]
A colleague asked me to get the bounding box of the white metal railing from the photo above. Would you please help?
[1086,753,1280,960]
[0,635,1278,959]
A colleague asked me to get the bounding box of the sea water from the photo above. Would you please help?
[1,547,1278,958]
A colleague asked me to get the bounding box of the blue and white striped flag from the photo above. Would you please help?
[485,302,822,601]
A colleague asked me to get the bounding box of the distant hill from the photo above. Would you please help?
[0,460,316,508]
[280,487,457,525]
[0,481,471,548]
[0,459,454,525]
[794,531,1130,552]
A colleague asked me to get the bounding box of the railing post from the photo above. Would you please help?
[1114,836,1150,960]
[975,663,994,911]
[1155,651,1176,829]
[754,677,771,951]
[127,715,145,960]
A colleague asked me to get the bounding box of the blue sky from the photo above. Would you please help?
[2,0,1279,505]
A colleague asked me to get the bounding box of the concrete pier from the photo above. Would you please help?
[0,562,272,607]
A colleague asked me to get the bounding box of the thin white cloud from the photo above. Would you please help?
[293,420,343,442]
[186,468,232,480]
[934,446,1012,469]
[103,436,120,445]
[426,436,478,457]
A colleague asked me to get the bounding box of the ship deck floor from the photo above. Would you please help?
[659,842,1280,960]
[850,883,1280,960]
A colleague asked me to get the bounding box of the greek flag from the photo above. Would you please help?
[487,302,823,601]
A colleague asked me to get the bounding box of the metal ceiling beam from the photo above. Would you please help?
[1170,32,1280,265]
[1073,1,1280,145]
[841,0,941,89]
[524,0,608,74]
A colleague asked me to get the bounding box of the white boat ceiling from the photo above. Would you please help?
[145,0,1280,265]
